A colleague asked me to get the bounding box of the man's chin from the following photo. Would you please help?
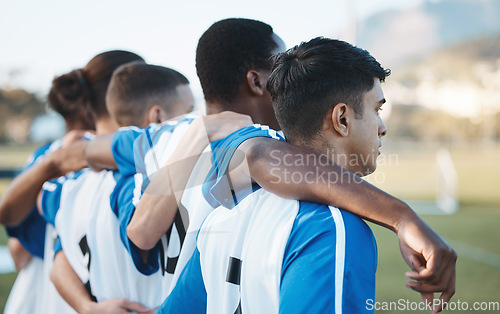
[355,166,376,178]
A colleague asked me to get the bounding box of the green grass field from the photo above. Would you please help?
[0,143,499,312]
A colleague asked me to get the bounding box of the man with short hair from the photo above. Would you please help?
[82,63,194,308]
[40,60,195,313]
[125,20,455,313]
[158,36,455,313]
[80,62,251,310]
[105,62,194,128]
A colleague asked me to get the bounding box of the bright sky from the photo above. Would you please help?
[1,0,422,102]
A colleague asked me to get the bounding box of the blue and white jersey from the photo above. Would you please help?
[6,140,61,258]
[86,177,172,308]
[5,139,77,314]
[84,122,184,308]
[159,127,377,314]
[169,124,284,293]
[38,131,97,281]
[110,119,284,302]
[38,224,76,314]
[40,167,117,298]
[111,117,197,276]
[85,116,198,308]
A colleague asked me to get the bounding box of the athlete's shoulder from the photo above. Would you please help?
[212,124,284,150]
[22,141,55,170]
[134,116,197,178]
[40,169,89,226]
[110,126,145,176]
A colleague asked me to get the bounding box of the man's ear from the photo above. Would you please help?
[332,103,349,137]
[147,105,163,124]
[246,70,267,96]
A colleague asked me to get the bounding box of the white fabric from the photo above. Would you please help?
[197,190,299,314]
[54,170,115,284]
[38,224,76,313]
[143,121,192,178]
[168,145,214,292]
[86,183,170,309]
[330,206,346,314]
[4,256,43,314]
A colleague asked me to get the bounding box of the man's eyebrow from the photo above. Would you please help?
[378,98,386,105]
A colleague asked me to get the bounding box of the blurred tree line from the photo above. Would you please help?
[387,105,500,143]
[385,33,500,144]
[0,89,45,144]
[0,34,499,145]
[1,87,497,145]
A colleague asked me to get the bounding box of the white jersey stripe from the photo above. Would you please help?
[329,206,346,313]
[132,173,143,207]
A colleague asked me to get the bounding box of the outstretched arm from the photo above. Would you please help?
[51,251,152,314]
[233,137,456,312]
[127,112,253,250]
[0,140,87,226]
[85,133,117,172]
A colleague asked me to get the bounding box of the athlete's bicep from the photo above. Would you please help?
[85,134,115,171]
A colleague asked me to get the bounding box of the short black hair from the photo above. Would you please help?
[196,18,278,107]
[267,37,390,143]
[106,62,189,127]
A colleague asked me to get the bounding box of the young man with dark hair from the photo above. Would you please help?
[106,62,193,128]
[47,63,195,312]
[195,18,282,129]
[123,19,455,312]
[159,37,454,313]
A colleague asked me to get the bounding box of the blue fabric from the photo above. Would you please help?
[160,201,377,312]
[110,175,161,275]
[157,248,207,314]
[53,236,63,255]
[280,201,377,313]
[111,127,144,177]
[109,118,195,274]
[6,207,47,259]
[203,125,285,209]
[40,179,64,227]
[23,142,53,170]
[132,118,195,181]
[40,170,85,227]
[110,125,153,273]
[6,142,53,258]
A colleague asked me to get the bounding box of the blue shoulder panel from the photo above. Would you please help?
[111,126,144,177]
[280,202,377,313]
[6,142,54,258]
[157,247,207,313]
[203,125,284,209]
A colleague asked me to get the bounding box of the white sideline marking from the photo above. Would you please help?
[447,240,500,269]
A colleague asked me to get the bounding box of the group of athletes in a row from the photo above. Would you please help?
[0,18,456,313]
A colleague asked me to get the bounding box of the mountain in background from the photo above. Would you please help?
[382,33,500,142]
[393,32,500,84]
[355,0,500,67]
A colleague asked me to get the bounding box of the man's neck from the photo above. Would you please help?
[205,101,225,115]
[296,136,354,173]
[94,116,119,136]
